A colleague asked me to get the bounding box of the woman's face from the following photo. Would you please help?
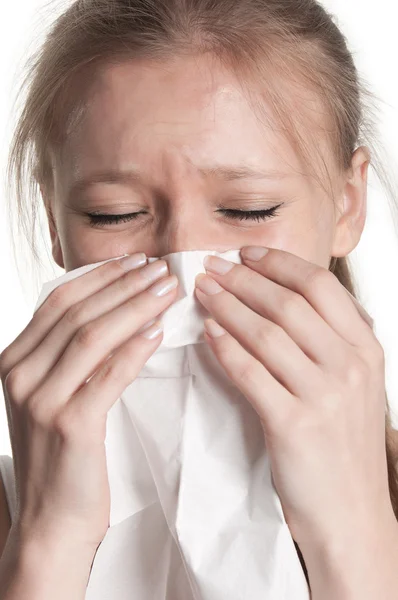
[45,54,369,272]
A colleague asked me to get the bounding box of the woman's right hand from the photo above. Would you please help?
[0,253,179,555]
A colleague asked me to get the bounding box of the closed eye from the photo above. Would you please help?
[218,205,282,222]
[85,203,283,227]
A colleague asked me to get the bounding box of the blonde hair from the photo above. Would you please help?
[5,0,398,585]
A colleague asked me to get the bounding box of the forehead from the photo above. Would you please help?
[58,54,332,189]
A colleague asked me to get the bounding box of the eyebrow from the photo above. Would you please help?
[69,166,290,197]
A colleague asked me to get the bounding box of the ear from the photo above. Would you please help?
[330,145,371,258]
[40,184,65,270]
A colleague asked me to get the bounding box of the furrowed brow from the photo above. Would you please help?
[69,165,290,198]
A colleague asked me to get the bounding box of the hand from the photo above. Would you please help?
[194,246,393,551]
[0,254,179,553]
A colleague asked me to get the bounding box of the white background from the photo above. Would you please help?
[1,1,398,456]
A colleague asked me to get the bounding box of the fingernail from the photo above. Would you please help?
[120,252,147,271]
[204,318,226,338]
[195,274,224,295]
[140,321,163,340]
[141,260,169,283]
[136,318,156,334]
[240,246,269,261]
[148,275,178,297]
[203,255,235,275]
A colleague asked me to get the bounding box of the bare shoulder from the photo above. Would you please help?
[0,469,12,558]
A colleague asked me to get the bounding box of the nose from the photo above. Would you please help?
[148,204,234,257]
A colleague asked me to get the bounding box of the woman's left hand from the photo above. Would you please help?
[194,246,394,553]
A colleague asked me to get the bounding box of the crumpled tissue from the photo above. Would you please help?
[33,249,310,600]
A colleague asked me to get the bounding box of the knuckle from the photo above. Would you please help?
[4,367,25,400]
[95,359,121,387]
[52,408,80,441]
[53,405,102,444]
[0,348,12,379]
[344,358,367,388]
[74,322,99,349]
[124,293,140,312]
[235,358,259,387]
[45,284,71,311]
[366,339,385,366]
[256,322,285,348]
[278,291,305,317]
[26,394,51,427]
[94,258,126,289]
[104,258,126,279]
[115,271,136,295]
[26,396,50,429]
[230,265,255,287]
[64,301,86,328]
[303,267,332,295]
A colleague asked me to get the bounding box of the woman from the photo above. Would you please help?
[1,0,398,597]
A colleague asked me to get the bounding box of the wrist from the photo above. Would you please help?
[10,520,99,563]
[2,524,98,600]
[299,510,398,600]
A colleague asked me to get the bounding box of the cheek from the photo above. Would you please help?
[263,208,334,268]
[61,222,131,270]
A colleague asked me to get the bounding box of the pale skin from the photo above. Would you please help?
[1,53,398,599]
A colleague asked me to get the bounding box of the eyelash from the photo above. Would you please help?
[86,204,283,226]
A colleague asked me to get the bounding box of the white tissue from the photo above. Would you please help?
[34,249,310,600]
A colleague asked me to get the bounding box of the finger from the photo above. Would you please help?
[51,320,165,423]
[203,256,354,376]
[201,318,297,436]
[12,260,171,401]
[195,278,323,400]
[240,247,375,348]
[45,320,163,428]
[23,275,179,413]
[0,253,147,378]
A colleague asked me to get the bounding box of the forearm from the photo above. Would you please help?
[300,511,398,600]
[0,528,96,600]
